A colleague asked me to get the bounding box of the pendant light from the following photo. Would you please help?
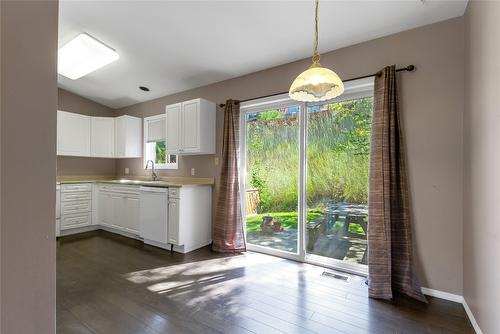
[289,0,344,102]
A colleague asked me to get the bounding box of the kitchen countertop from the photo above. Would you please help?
[57,176,214,188]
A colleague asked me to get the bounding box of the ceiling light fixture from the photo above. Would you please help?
[289,0,344,102]
[58,33,119,80]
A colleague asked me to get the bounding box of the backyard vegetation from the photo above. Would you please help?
[246,97,373,217]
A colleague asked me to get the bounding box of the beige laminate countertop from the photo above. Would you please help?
[57,176,214,188]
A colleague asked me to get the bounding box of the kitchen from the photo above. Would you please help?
[56,96,216,254]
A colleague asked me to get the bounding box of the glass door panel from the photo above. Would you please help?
[305,97,372,270]
[244,105,300,254]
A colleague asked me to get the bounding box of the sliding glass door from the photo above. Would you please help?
[305,96,372,273]
[241,78,373,273]
[242,102,301,256]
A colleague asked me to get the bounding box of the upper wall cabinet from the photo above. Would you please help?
[165,98,216,155]
[57,111,141,158]
[57,110,91,157]
[91,117,115,158]
[115,115,142,158]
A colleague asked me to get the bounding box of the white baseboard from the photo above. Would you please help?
[462,299,483,334]
[421,287,464,303]
[421,287,483,334]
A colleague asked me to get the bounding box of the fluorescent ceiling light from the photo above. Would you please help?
[58,33,119,80]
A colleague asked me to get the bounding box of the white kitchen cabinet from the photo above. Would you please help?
[111,194,125,231]
[165,103,181,152]
[57,111,141,158]
[91,117,115,157]
[167,198,180,245]
[115,115,142,158]
[59,181,212,254]
[99,184,141,235]
[60,183,92,231]
[98,191,113,227]
[57,110,91,156]
[167,185,212,253]
[165,98,216,155]
[123,196,140,234]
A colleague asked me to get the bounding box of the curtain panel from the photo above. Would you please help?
[368,65,426,302]
[212,99,246,253]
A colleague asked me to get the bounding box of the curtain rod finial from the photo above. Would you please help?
[406,65,415,71]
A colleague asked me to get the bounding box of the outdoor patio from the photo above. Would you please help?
[246,202,368,265]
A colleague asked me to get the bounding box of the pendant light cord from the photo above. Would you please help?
[312,0,320,64]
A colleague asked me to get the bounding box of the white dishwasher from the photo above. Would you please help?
[139,186,169,249]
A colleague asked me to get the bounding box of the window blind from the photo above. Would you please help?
[147,117,165,142]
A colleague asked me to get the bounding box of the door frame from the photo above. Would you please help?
[239,78,373,276]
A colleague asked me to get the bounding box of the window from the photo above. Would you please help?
[143,115,177,169]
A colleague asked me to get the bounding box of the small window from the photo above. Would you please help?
[143,115,178,169]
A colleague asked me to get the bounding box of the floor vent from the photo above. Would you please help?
[321,271,350,282]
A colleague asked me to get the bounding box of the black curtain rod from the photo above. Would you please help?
[218,65,415,108]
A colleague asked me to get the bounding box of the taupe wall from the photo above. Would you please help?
[464,1,500,332]
[115,18,465,294]
[1,1,58,333]
[57,88,116,176]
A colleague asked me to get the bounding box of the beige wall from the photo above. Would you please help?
[115,18,465,295]
[464,1,500,333]
[1,1,58,333]
[57,88,116,176]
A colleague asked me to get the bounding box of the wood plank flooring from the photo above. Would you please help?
[57,231,474,334]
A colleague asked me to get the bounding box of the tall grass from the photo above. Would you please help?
[246,97,372,212]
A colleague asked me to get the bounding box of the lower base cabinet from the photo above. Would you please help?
[167,186,212,253]
[60,183,93,231]
[99,185,140,235]
[59,182,213,254]
[167,198,180,245]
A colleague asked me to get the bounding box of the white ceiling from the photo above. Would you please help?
[58,0,468,109]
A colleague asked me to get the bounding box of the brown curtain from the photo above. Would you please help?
[368,65,426,302]
[212,99,246,253]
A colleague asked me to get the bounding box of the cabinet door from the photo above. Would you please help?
[91,117,115,157]
[111,194,126,230]
[168,198,181,245]
[124,196,140,234]
[115,116,142,158]
[57,111,91,156]
[166,103,181,153]
[114,117,127,158]
[98,192,113,227]
[181,100,200,153]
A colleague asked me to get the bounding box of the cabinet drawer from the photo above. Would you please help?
[61,212,91,230]
[61,183,92,193]
[99,184,139,196]
[112,185,140,195]
[61,191,91,202]
[61,200,91,215]
[168,187,180,198]
[99,184,114,192]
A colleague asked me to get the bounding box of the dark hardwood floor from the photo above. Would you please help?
[57,231,474,334]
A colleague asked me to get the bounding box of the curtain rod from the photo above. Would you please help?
[218,65,415,108]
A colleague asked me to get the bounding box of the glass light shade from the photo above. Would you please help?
[289,63,344,102]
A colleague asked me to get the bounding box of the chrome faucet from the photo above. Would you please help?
[145,160,158,181]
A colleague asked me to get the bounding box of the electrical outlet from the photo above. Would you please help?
[214,157,219,166]
[191,168,196,176]
[124,168,129,175]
